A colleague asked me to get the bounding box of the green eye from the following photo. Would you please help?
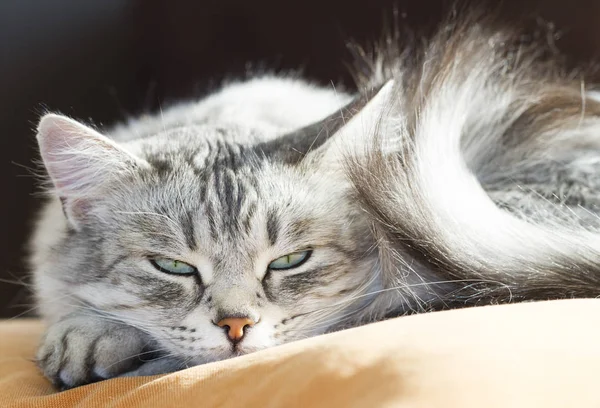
[268,250,312,270]
[150,258,197,275]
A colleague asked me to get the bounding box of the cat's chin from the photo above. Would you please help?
[122,343,268,378]
[184,344,267,366]
[231,345,264,357]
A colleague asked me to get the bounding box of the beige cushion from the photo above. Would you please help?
[1,299,599,407]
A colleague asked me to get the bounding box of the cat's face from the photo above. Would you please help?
[35,84,392,364]
[76,128,376,363]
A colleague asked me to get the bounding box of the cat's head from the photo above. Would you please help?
[35,82,393,364]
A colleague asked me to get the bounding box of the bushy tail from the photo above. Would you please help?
[347,13,600,313]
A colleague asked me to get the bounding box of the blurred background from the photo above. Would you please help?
[1,0,599,318]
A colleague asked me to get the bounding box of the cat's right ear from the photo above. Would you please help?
[255,80,395,169]
[36,114,148,228]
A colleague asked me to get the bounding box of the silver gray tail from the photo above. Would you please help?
[346,15,600,313]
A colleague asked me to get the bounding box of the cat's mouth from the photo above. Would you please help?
[180,347,261,368]
[229,343,263,356]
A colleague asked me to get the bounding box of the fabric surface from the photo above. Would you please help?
[1,299,599,408]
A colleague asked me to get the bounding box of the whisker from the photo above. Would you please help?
[104,347,175,370]
[284,277,513,336]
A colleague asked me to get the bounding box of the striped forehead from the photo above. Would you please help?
[201,163,262,240]
[138,133,284,247]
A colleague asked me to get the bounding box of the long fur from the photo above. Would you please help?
[30,10,600,388]
[346,13,600,311]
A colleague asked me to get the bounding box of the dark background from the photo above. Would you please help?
[1,0,599,318]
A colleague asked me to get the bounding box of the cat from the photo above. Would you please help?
[30,13,600,390]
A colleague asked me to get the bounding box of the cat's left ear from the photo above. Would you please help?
[257,80,395,167]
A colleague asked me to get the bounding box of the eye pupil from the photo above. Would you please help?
[268,250,312,270]
[150,258,196,275]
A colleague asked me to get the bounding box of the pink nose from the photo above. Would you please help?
[217,317,255,341]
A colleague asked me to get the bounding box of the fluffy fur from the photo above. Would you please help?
[347,15,600,309]
[30,13,600,389]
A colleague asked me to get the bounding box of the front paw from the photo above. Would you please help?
[36,314,149,389]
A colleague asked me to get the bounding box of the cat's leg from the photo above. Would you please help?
[36,312,152,389]
[117,357,187,378]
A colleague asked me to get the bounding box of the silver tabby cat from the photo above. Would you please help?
[31,16,600,389]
